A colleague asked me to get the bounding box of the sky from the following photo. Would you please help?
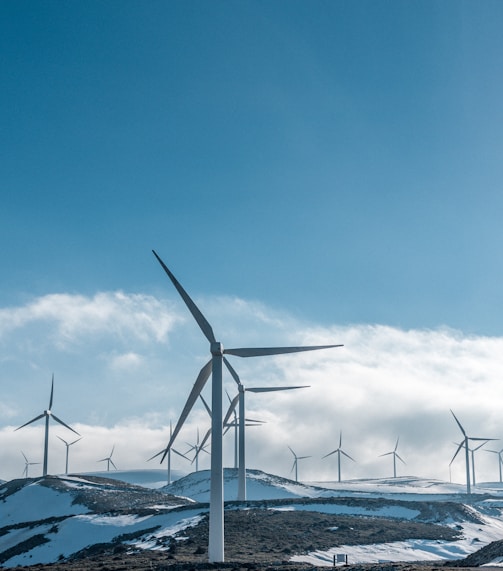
[1,1,503,483]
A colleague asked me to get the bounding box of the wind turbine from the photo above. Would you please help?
[450,410,496,494]
[322,431,356,482]
[223,361,308,501]
[21,451,40,478]
[288,446,310,482]
[186,428,210,472]
[15,375,80,476]
[98,445,117,471]
[379,437,405,478]
[486,446,503,483]
[152,250,343,562]
[57,435,82,474]
[161,421,190,485]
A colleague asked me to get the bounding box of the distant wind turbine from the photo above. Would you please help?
[450,410,496,494]
[486,446,503,483]
[288,446,310,482]
[223,360,308,500]
[151,249,343,562]
[186,428,210,472]
[21,451,40,478]
[379,437,405,478]
[322,431,356,482]
[15,375,80,476]
[98,445,117,471]
[57,435,82,475]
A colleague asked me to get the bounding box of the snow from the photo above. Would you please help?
[3,470,503,567]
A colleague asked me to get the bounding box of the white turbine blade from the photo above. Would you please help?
[298,455,311,460]
[57,435,69,445]
[224,344,343,358]
[450,441,464,465]
[172,448,190,461]
[379,451,393,457]
[199,427,212,450]
[288,446,296,457]
[110,445,115,457]
[470,437,498,442]
[223,394,239,427]
[247,386,309,393]
[396,453,406,465]
[160,359,212,463]
[394,437,400,451]
[148,448,165,462]
[341,450,356,462]
[21,451,28,462]
[450,410,466,437]
[200,394,212,417]
[69,437,82,446]
[152,250,216,344]
[223,357,241,386]
[15,413,46,430]
[49,374,54,409]
[110,459,118,470]
[322,449,338,459]
[51,414,80,436]
[472,441,489,451]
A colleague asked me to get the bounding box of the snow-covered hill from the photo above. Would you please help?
[2,470,503,568]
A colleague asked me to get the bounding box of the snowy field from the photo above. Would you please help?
[1,469,503,568]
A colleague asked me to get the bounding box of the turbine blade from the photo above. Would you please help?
[110,459,117,470]
[172,448,190,460]
[49,374,54,409]
[341,450,356,462]
[247,386,309,393]
[15,413,46,430]
[51,414,80,436]
[322,450,337,459]
[21,451,28,462]
[199,427,212,450]
[160,359,212,463]
[223,357,241,386]
[199,394,212,417]
[450,410,466,437]
[224,344,343,358]
[223,394,240,427]
[288,446,296,457]
[152,251,216,343]
[450,441,464,465]
[396,453,406,464]
[57,435,69,445]
[379,452,393,457]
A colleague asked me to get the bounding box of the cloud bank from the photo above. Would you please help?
[1,291,502,485]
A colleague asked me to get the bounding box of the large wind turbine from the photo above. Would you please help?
[450,410,496,494]
[57,435,82,474]
[223,360,308,501]
[288,446,310,482]
[15,375,80,476]
[21,451,40,478]
[186,428,210,472]
[152,250,343,562]
[98,445,117,471]
[379,437,405,478]
[322,431,356,482]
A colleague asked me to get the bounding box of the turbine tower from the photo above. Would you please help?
[15,375,80,476]
[223,360,307,501]
[486,446,503,483]
[450,410,496,495]
[288,446,310,482]
[21,451,40,478]
[322,431,356,482]
[152,250,343,562]
[98,445,117,471]
[57,435,82,474]
[379,437,405,478]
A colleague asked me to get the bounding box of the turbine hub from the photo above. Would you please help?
[211,342,224,356]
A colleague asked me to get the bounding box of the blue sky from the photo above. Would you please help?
[1,2,503,483]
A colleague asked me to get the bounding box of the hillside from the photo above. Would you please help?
[2,470,503,569]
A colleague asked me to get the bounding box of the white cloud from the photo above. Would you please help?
[1,291,502,487]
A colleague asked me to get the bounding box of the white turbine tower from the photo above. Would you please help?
[322,431,356,482]
[98,445,117,471]
[152,250,343,562]
[21,451,40,478]
[57,435,82,475]
[15,375,80,476]
[379,437,405,478]
[288,446,310,482]
[450,410,496,495]
[223,360,308,501]
[486,446,503,483]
